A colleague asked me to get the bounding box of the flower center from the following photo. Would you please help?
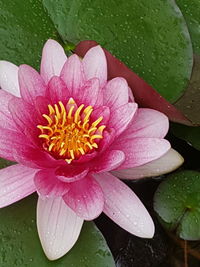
[37,98,105,164]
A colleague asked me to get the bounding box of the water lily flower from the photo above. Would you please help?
[0,39,183,260]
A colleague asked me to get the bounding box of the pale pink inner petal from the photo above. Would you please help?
[37,196,83,260]
[103,77,129,110]
[40,39,67,84]
[113,148,184,180]
[82,45,107,87]
[63,175,104,220]
[77,78,101,107]
[0,164,37,208]
[18,64,46,105]
[113,137,171,169]
[0,61,20,97]
[61,54,85,95]
[94,172,155,238]
[108,103,138,136]
[122,108,169,139]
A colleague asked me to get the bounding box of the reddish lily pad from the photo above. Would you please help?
[176,0,200,55]
[154,171,200,240]
[75,40,192,125]
[0,194,115,266]
[42,0,193,103]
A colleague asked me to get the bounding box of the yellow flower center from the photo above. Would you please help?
[37,98,105,164]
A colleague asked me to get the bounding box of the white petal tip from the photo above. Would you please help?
[129,215,155,239]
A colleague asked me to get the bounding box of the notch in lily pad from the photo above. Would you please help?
[154,170,200,240]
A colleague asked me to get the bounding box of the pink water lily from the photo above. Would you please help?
[0,39,183,260]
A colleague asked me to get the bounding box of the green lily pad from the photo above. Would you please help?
[176,0,200,55]
[0,194,115,266]
[0,0,59,69]
[43,0,193,103]
[171,123,200,151]
[154,171,200,240]
[0,158,15,169]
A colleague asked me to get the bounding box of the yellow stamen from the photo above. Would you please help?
[37,98,106,163]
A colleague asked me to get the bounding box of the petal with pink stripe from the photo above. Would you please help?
[0,164,37,208]
[94,172,155,238]
[40,39,67,84]
[63,175,104,220]
[83,45,107,87]
[37,196,83,260]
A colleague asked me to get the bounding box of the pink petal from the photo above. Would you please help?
[0,164,37,208]
[0,61,20,96]
[18,64,46,105]
[40,39,67,84]
[122,108,169,139]
[109,103,138,136]
[113,148,184,179]
[0,127,29,161]
[56,166,89,183]
[60,54,85,95]
[94,172,155,238]
[0,90,18,131]
[83,45,107,87]
[34,169,69,197]
[103,77,129,110]
[78,78,101,107]
[89,150,125,173]
[113,137,171,169]
[46,76,70,104]
[92,106,110,125]
[37,196,83,260]
[13,145,62,169]
[9,97,39,131]
[63,175,104,220]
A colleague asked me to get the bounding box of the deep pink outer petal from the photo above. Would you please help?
[34,169,69,198]
[89,150,125,173]
[82,45,107,87]
[18,64,46,105]
[37,197,83,260]
[0,61,20,97]
[122,108,169,139]
[103,77,129,110]
[0,164,37,208]
[113,137,171,169]
[94,172,155,238]
[46,76,70,104]
[0,127,30,162]
[40,39,67,84]
[63,175,104,220]
[13,145,63,169]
